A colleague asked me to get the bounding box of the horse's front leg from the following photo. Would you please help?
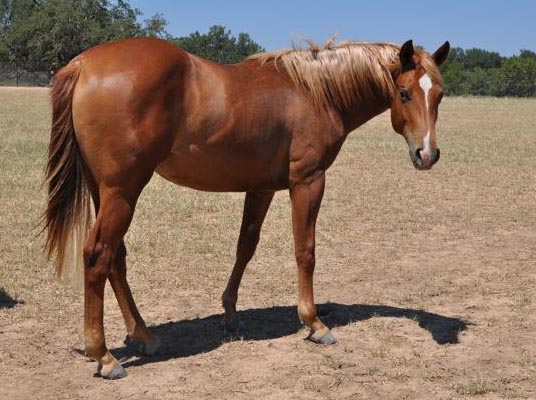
[289,171,336,344]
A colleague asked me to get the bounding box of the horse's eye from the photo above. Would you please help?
[400,88,410,103]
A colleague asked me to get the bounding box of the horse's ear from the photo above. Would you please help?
[399,39,415,71]
[433,41,450,66]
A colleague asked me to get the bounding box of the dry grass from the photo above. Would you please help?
[1,88,536,399]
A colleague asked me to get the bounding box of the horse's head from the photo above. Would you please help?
[390,40,450,170]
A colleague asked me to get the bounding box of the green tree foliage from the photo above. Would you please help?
[463,48,502,70]
[172,25,264,63]
[519,49,536,59]
[441,61,468,96]
[0,1,262,79]
[142,13,169,39]
[492,56,536,97]
[447,46,466,65]
[465,67,490,96]
[0,0,169,70]
[0,0,534,95]
[441,47,536,97]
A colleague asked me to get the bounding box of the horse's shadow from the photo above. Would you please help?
[0,287,23,309]
[117,303,469,368]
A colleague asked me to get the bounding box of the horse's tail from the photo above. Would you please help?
[42,61,90,282]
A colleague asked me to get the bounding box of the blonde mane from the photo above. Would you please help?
[249,39,441,111]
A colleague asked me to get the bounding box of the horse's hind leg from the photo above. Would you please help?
[84,187,151,379]
[83,164,159,364]
[83,190,132,378]
[222,191,274,334]
[108,241,161,355]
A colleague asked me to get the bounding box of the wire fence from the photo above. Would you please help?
[0,65,53,87]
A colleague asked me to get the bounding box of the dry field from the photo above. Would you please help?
[0,87,535,400]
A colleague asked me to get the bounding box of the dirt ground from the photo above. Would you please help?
[1,88,535,399]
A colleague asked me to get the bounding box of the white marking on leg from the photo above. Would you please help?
[419,74,433,156]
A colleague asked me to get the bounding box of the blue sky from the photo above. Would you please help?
[130,0,534,56]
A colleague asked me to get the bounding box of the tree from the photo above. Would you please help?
[0,0,13,29]
[441,61,468,96]
[446,46,466,65]
[2,2,535,96]
[493,56,536,97]
[519,49,536,60]
[440,46,536,97]
[142,13,170,39]
[173,25,264,63]
[0,0,40,77]
[105,0,142,40]
[466,67,491,96]
[0,0,171,71]
[463,48,503,70]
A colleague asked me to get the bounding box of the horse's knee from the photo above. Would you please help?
[295,246,315,270]
[84,241,114,283]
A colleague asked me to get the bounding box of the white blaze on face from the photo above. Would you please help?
[419,74,433,157]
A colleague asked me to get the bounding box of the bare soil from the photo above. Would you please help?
[1,88,535,399]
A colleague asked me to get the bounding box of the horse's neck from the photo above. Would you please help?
[339,100,390,134]
[336,60,394,133]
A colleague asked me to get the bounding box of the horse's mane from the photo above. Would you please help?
[249,38,442,111]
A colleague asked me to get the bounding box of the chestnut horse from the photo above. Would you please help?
[43,37,449,379]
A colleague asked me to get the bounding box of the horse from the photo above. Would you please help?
[43,37,449,379]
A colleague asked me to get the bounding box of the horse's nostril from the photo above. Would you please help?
[415,148,423,160]
[434,148,441,163]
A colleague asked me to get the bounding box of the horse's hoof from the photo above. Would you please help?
[307,329,337,345]
[222,318,247,339]
[98,363,127,380]
[139,335,161,356]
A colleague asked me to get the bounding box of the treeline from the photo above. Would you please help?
[1,0,535,96]
[0,0,263,84]
[0,0,169,71]
[441,47,536,97]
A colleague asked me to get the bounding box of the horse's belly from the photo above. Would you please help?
[155,149,289,192]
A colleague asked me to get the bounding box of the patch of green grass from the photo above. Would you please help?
[454,379,491,396]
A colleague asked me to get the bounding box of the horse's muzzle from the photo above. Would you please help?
[411,148,440,170]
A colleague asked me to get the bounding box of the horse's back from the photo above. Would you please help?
[72,37,190,100]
